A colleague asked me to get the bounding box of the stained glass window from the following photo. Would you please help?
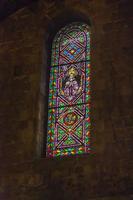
[46,22,91,157]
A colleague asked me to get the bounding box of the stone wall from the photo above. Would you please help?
[0,0,132,199]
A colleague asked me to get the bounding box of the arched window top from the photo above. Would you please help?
[47,22,91,157]
[51,22,90,66]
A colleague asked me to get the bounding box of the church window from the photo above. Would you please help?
[46,22,91,157]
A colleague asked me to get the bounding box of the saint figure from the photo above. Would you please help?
[63,67,82,101]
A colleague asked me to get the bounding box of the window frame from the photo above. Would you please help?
[36,11,92,158]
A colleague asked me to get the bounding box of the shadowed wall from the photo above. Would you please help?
[0,0,133,199]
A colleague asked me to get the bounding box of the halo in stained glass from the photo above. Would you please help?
[47,22,91,157]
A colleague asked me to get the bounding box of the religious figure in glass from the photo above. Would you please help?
[47,22,91,157]
[63,67,81,101]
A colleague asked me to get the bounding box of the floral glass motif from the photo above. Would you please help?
[47,22,91,157]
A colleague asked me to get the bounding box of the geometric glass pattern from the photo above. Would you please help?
[46,22,91,157]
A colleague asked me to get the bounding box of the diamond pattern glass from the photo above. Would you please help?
[47,22,91,157]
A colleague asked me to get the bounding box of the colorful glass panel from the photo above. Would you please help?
[47,22,91,157]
